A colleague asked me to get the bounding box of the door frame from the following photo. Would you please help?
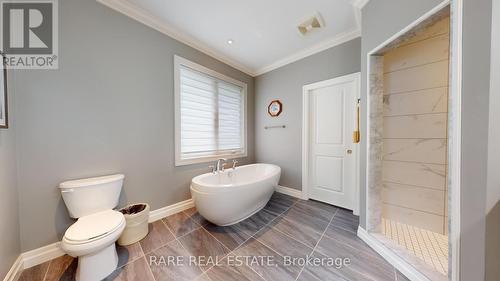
[302,72,361,215]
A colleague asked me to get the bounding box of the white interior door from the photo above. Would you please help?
[304,74,359,210]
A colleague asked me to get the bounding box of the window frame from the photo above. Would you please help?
[174,55,248,166]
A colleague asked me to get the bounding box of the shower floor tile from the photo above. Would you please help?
[382,218,448,276]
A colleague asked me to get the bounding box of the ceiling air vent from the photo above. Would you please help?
[297,13,324,36]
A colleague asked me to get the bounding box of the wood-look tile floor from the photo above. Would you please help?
[19,193,409,281]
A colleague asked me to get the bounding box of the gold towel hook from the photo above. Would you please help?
[353,99,361,143]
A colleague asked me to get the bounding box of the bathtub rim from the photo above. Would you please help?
[191,163,281,189]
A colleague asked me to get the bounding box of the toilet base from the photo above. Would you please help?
[76,243,118,281]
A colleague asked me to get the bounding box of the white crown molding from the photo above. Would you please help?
[351,0,371,9]
[97,0,362,77]
[254,29,361,76]
[96,0,256,76]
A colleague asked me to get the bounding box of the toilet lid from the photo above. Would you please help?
[65,210,124,242]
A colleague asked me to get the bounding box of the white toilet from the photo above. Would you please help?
[59,174,126,281]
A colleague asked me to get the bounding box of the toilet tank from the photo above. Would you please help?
[59,174,124,218]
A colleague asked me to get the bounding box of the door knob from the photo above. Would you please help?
[347,149,353,154]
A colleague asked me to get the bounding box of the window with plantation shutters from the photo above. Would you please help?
[174,56,247,166]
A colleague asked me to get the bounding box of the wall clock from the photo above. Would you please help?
[268,100,282,117]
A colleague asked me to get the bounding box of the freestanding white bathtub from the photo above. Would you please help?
[190,163,281,226]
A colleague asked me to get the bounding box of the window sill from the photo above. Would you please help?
[175,152,247,167]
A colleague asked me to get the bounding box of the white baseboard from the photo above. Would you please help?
[357,227,431,281]
[2,256,23,281]
[21,242,65,270]
[3,199,195,279]
[275,185,304,199]
[148,198,194,223]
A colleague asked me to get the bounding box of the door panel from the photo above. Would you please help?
[315,87,344,144]
[314,156,343,192]
[307,75,358,210]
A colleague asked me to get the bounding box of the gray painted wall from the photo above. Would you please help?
[13,0,255,251]
[486,1,500,279]
[0,73,20,279]
[254,38,361,190]
[460,0,492,279]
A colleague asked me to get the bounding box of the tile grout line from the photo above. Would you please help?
[144,219,184,281]
[383,85,449,97]
[238,199,301,281]
[424,229,446,274]
[41,258,52,281]
[193,197,301,281]
[116,241,148,271]
[383,218,449,275]
[255,213,326,255]
[227,198,302,280]
[157,219,205,280]
[142,255,158,281]
[318,212,399,281]
[382,202,447,217]
[197,225,232,253]
[294,208,339,281]
[381,158,447,166]
[405,223,417,259]
[159,218,208,281]
[141,220,202,257]
[176,207,230,280]
[383,58,449,76]
[277,215,326,238]
[386,30,449,53]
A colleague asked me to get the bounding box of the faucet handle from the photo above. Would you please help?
[208,165,216,174]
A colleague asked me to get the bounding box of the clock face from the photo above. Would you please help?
[268,100,282,117]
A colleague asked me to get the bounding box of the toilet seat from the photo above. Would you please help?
[62,210,126,259]
[64,210,125,245]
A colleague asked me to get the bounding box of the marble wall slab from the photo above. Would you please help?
[382,204,444,234]
[383,139,447,164]
[384,34,450,73]
[384,60,449,94]
[383,161,447,190]
[383,113,448,139]
[383,87,448,116]
[382,182,445,215]
[366,56,385,232]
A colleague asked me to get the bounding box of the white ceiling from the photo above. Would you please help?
[98,0,369,76]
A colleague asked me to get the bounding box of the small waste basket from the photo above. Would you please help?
[118,203,150,246]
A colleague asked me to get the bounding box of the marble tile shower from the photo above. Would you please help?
[366,10,451,281]
[381,16,450,235]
